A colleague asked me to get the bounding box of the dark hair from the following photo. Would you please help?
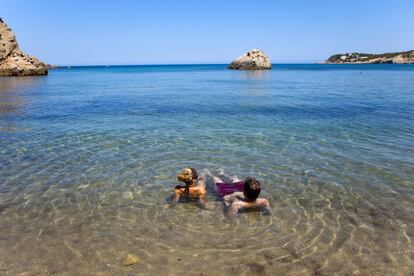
[243,176,261,201]
[190,168,198,181]
[184,168,198,195]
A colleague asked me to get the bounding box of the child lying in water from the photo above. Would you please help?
[214,173,271,217]
[170,167,208,209]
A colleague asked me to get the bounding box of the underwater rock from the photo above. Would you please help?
[123,254,140,266]
[228,49,271,70]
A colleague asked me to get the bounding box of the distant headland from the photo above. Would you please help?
[324,50,414,64]
[0,18,51,76]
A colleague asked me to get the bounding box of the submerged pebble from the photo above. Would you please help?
[122,191,134,200]
[77,184,89,190]
[123,254,140,266]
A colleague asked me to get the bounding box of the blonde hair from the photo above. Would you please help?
[177,168,198,195]
[177,168,194,183]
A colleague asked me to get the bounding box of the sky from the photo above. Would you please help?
[2,0,414,65]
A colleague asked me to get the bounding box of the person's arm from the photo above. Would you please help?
[198,189,207,209]
[226,201,241,218]
[171,188,182,207]
[261,199,272,215]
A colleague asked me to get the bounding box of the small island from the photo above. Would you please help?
[228,49,271,70]
[324,50,414,64]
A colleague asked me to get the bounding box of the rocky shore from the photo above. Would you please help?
[228,49,271,70]
[324,50,414,64]
[0,18,50,76]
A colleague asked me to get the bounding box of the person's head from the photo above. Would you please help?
[243,176,261,201]
[177,167,198,185]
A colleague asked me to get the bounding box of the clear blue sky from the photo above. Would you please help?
[2,0,414,65]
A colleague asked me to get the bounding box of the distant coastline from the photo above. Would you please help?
[324,50,414,64]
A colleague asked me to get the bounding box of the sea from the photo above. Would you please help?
[0,64,413,275]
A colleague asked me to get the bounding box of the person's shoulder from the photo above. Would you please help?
[189,185,205,196]
[243,198,269,208]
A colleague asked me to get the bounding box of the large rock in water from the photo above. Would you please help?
[0,18,49,76]
[228,49,271,70]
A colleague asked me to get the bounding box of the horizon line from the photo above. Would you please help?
[55,62,325,67]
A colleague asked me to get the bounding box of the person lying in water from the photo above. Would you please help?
[214,172,271,217]
[170,167,208,209]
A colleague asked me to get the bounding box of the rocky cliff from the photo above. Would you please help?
[228,49,271,70]
[0,18,49,76]
[324,50,414,64]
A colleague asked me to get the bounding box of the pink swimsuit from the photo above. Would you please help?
[215,181,244,198]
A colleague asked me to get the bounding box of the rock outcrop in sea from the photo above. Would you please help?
[0,18,50,76]
[228,49,272,70]
[324,50,414,64]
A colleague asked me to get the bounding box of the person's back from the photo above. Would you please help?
[226,176,271,217]
[170,167,207,209]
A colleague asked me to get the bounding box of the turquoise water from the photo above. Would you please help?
[1,64,414,275]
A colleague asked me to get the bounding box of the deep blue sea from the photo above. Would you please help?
[1,64,413,274]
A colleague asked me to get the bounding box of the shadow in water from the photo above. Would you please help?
[0,76,44,115]
[239,70,269,80]
[0,76,46,132]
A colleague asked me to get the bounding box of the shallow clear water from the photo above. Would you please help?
[0,64,414,275]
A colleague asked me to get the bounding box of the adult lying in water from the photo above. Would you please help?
[214,172,271,217]
[170,167,208,209]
